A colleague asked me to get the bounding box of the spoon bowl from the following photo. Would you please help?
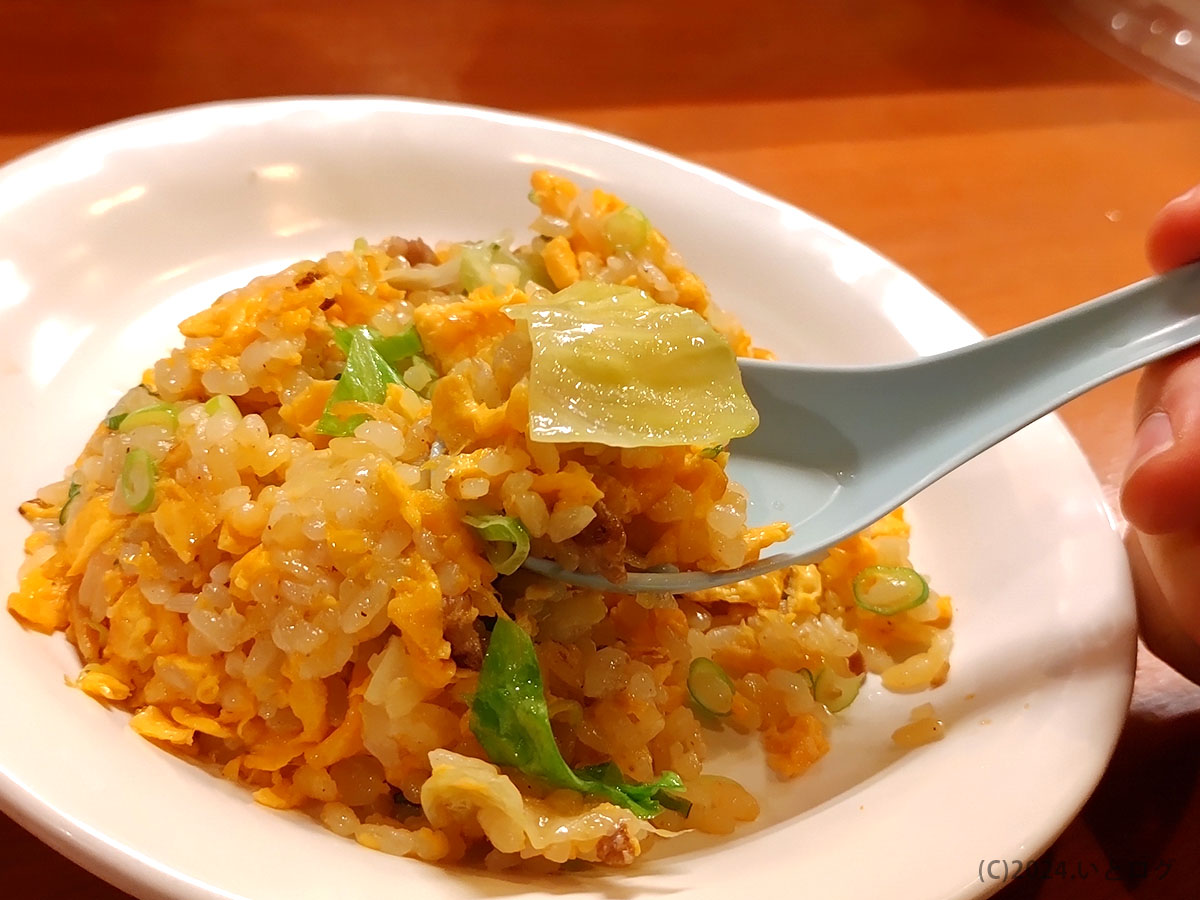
[524,260,1200,593]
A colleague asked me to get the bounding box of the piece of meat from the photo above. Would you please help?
[443,594,484,669]
[847,651,865,675]
[576,500,628,584]
[594,823,637,866]
[383,236,439,267]
[294,269,319,289]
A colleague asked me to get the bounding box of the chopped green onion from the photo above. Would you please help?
[120,449,157,513]
[687,657,735,717]
[798,667,816,693]
[699,444,725,459]
[813,667,864,713]
[463,514,531,576]
[104,412,128,430]
[318,328,401,436]
[602,206,650,252]
[117,402,177,433]
[59,477,81,525]
[852,565,929,616]
[203,394,241,419]
[655,790,693,817]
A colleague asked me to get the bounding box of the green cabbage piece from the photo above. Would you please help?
[508,281,759,447]
[470,618,684,818]
[317,327,400,436]
[332,324,423,369]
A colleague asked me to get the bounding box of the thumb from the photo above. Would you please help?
[1127,529,1200,684]
[1120,182,1200,681]
[1147,185,1200,272]
[1121,350,1200,678]
[1120,349,1200,534]
[1121,183,1200,533]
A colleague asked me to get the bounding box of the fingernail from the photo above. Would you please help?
[1127,411,1175,479]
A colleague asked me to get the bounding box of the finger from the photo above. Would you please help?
[1126,529,1200,684]
[1121,347,1200,533]
[1147,185,1200,272]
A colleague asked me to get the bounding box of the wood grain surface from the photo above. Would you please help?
[2,1,1199,897]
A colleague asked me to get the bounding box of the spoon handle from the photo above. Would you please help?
[893,260,1200,481]
[528,262,1200,595]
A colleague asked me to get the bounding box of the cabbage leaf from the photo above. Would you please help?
[508,281,758,447]
[471,618,684,818]
[317,327,400,436]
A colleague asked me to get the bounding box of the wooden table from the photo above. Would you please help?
[3,1,1199,897]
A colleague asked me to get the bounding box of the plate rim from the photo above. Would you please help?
[0,94,1137,900]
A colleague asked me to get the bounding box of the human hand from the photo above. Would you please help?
[1120,185,1200,684]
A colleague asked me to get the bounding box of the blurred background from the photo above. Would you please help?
[1059,0,1200,98]
[3,1,1200,898]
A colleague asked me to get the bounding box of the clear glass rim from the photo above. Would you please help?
[1053,0,1200,100]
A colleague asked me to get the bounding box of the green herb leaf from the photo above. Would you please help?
[471,618,684,818]
[317,328,401,436]
[463,514,531,576]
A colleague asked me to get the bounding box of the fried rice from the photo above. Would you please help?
[8,171,952,868]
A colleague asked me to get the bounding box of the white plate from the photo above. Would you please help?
[0,98,1135,900]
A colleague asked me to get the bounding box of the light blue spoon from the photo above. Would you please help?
[523,261,1200,594]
